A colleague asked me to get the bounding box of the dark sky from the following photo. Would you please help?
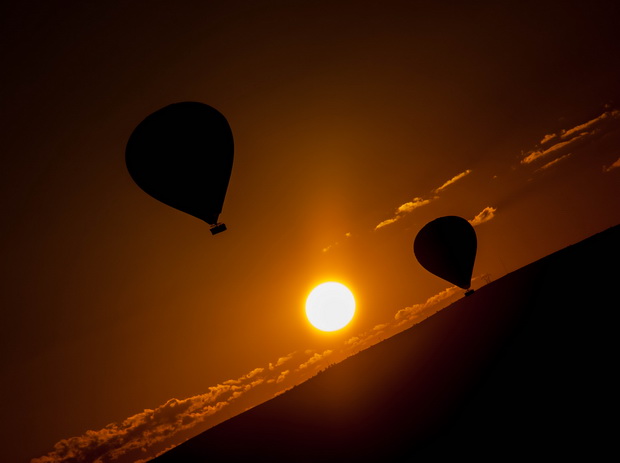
[1,1,619,462]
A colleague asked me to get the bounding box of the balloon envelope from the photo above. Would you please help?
[413,216,477,289]
[125,102,233,231]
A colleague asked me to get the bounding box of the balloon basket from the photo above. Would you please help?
[210,223,227,235]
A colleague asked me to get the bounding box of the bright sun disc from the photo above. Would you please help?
[305,282,355,332]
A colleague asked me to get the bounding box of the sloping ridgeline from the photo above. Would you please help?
[153,224,619,462]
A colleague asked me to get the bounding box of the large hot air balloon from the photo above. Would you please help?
[413,216,477,291]
[125,102,234,235]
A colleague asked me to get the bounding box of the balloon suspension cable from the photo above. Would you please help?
[210,223,227,235]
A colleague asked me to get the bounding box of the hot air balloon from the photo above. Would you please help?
[125,102,234,235]
[413,216,477,293]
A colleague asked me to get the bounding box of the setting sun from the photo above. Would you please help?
[305,282,356,332]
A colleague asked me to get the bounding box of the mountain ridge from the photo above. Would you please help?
[153,224,619,461]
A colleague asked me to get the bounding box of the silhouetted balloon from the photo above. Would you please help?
[125,102,233,235]
[413,216,477,289]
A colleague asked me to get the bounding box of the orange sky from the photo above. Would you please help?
[1,1,619,462]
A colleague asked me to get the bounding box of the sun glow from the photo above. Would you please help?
[305,282,355,332]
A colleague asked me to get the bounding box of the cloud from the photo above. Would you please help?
[244,367,265,379]
[396,198,430,214]
[32,391,232,463]
[395,285,462,323]
[374,170,472,230]
[276,370,290,383]
[603,157,620,172]
[540,133,557,144]
[521,109,620,165]
[374,197,434,230]
[296,350,333,371]
[560,110,617,139]
[374,216,401,230]
[322,232,352,253]
[433,169,472,193]
[269,353,295,370]
[469,207,496,227]
[521,134,587,164]
[31,355,298,463]
[537,153,572,171]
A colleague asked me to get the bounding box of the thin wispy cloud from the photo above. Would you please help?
[394,285,462,324]
[375,170,472,231]
[469,207,496,227]
[521,109,620,165]
[322,232,352,253]
[269,353,295,370]
[374,216,400,230]
[537,153,572,171]
[296,350,333,371]
[603,157,620,172]
[433,169,472,193]
[374,197,433,230]
[373,323,389,332]
[395,198,429,214]
[521,133,588,164]
[560,110,617,139]
[540,133,557,144]
[275,370,290,383]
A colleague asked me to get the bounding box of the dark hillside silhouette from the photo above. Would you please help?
[153,224,619,462]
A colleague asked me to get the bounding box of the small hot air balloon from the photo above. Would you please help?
[413,216,477,292]
[125,102,234,235]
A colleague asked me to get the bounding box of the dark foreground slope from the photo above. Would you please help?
[154,225,619,462]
